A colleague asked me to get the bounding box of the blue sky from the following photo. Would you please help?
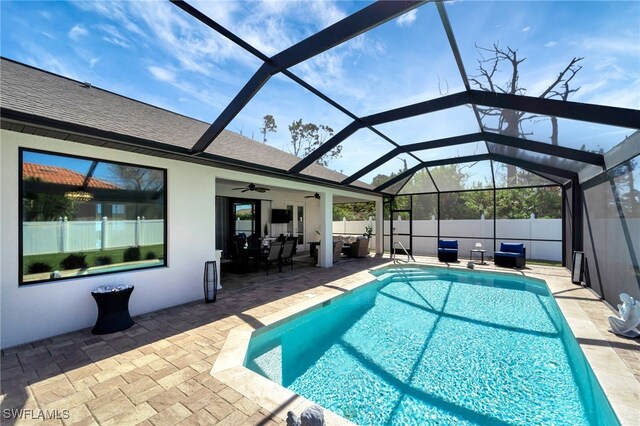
[2,1,639,184]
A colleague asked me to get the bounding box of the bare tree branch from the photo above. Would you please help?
[539,57,583,99]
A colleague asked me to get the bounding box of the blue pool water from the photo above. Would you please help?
[245,266,619,425]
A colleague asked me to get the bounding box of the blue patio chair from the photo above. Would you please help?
[438,239,458,262]
[494,243,526,268]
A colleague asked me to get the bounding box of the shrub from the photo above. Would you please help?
[145,251,157,260]
[60,253,88,270]
[95,256,113,266]
[123,246,141,262]
[28,262,52,274]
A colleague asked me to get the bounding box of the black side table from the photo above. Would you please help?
[470,249,486,265]
[91,286,134,334]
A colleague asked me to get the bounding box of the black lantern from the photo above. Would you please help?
[203,261,218,303]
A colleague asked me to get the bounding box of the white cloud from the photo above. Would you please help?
[89,57,100,68]
[582,36,639,56]
[544,41,557,48]
[22,49,82,81]
[397,9,418,27]
[74,1,145,38]
[309,1,347,28]
[148,65,176,83]
[95,24,131,48]
[522,26,530,32]
[68,24,88,41]
[39,31,55,39]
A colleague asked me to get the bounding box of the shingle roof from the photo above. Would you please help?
[22,163,119,189]
[0,58,363,187]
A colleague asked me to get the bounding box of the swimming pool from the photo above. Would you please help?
[245,266,619,425]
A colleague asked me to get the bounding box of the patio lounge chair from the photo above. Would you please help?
[227,239,247,272]
[343,237,369,258]
[438,239,458,262]
[333,241,344,263]
[280,240,295,271]
[261,241,283,275]
[286,236,298,256]
[494,243,526,268]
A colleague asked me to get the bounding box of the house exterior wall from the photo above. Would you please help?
[1,131,219,348]
[1,130,380,348]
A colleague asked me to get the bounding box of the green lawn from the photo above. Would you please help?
[525,259,563,267]
[23,245,164,274]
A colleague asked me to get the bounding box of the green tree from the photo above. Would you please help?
[464,190,494,218]
[496,187,561,219]
[333,202,375,221]
[260,114,277,144]
[23,177,74,221]
[288,119,339,167]
[411,194,438,220]
[371,157,409,189]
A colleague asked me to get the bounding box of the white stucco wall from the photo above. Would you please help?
[1,130,381,348]
[1,131,219,348]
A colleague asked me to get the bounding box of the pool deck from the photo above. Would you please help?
[1,254,638,425]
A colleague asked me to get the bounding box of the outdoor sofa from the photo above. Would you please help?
[494,243,526,268]
[342,237,369,258]
[437,239,458,262]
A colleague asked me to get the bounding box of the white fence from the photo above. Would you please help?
[23,218,164,255]
[333,217,562,261]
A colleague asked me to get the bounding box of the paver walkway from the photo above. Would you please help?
[1,254,638,425]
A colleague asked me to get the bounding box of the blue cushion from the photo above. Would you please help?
[500,243,524,254]
[495,251,522,258]
[439,240,458,249]
[438,248,458,253]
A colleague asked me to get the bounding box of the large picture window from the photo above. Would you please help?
[20,149,167,284]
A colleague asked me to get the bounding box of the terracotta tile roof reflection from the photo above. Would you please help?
[23,163,119,189]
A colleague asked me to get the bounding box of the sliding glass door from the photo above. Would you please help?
[233,201,255,236]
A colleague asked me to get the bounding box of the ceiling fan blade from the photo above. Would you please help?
[241,189,249,192]
[255,189,266,193]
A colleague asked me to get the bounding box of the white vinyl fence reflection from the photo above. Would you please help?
[23,218,164,255]
[334,217,562,261]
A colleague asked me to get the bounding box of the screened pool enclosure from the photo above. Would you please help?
[2,0,639,306]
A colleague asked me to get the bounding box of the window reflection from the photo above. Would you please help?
[234,202,255,236]
[21,150,166,284]
[611,156,640,219]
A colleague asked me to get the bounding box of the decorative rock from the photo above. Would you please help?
[92,284,132,293]
[467,261,475,269]
[608,293,640,338]
[300,405,325,426]
[286,405,325,426]
[286,411,300,426]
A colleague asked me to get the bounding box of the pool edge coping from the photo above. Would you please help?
[211,261,639,425]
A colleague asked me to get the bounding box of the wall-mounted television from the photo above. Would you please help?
[271,209,290,224]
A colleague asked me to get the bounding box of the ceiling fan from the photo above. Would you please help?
[305,192,321,199]
[232,183,270,193]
